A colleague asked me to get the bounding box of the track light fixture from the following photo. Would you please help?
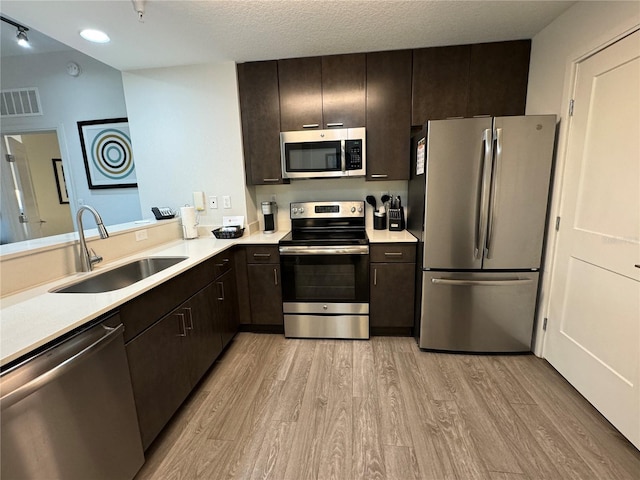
[16,26,29,47]
[1,16,30,48]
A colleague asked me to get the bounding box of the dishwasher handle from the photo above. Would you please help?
[1,323,124,410]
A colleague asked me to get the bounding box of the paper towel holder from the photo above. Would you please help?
[180,205,199,239]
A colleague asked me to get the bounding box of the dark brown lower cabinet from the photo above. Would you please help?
[370,244,416,335]
[247,263,283,325]
[217,269,238,347]
[123,253,239,451]
[126,282,221,450]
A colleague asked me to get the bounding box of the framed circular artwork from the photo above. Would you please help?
[77,117,137,189]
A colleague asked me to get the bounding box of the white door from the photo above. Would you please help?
[0,137,44,243]
[545,30,640,449]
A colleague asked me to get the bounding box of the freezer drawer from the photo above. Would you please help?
[419,271,539,352]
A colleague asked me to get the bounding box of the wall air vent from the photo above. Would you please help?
[1,88,42,117]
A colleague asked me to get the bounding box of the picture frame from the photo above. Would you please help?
[52,158,69,204]
[77,117,137,189]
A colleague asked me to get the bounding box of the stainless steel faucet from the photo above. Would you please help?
[76,205,109,272]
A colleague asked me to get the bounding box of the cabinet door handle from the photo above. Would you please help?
[370,174,388,179]
[302,124,319,129]
[263,178,280,182]
[635,264,640,268]
[384,252,403,257]
[217,281,225,301]
[373,268,377,286]
[184,307,193,330]
[176,313,187,337]
[274,268,278,286]
[326,122,343,128]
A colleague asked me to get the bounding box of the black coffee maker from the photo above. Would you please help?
[261,201,277,233]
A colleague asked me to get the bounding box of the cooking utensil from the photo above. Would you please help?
[366,195,377,210]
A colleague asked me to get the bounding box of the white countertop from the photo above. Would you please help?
[0,228,413,367]
[366,228,417,243]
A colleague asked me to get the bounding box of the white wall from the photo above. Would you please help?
[526,1,640,355]
[122,63,250,230]
[0,50,141,227]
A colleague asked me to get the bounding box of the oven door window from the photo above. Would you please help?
[284,141,342,172]
[281,254,368,303]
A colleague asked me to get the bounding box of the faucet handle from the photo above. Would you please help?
[89,248,103,266]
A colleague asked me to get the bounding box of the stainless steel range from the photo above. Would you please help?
[279,201,369,339]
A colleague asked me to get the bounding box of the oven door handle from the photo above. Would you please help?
[279,245,369,255]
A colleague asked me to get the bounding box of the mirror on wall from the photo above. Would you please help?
[0,14,142,246]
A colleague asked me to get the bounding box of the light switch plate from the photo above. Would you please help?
[223,196,231,209]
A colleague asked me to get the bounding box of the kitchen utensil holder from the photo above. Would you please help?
[388,207,405,231]
[373,212,386,230]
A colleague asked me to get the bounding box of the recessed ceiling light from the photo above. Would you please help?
[80,29,110,44]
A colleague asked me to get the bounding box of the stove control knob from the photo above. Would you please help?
[292,207,298,214]
[351,206,356,213]
[323,304,328,310]
[299,207,305,213]
[357,206,363,213]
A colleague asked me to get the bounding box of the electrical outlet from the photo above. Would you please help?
[135,229,148,241]
[223,195,231,209]
[209,196,218,209]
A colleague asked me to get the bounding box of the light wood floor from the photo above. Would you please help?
[136,333,640,480]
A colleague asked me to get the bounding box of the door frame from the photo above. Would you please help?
[534,24,640,356]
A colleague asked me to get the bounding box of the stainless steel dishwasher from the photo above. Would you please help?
[1,313,145,480]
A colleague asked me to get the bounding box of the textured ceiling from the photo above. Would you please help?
[1,0,575,71]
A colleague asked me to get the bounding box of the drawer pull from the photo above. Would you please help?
[370,174,388,178]
[302,124,319,129]
[253,253,271,258]
[215,258,230,268]
[384,252,403,257]
[263,178,280,182]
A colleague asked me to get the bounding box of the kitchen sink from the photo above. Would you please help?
[51,256,188,293]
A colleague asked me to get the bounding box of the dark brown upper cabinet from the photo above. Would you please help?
[322,54,366,128]
[237,61,285,185]
[366,50,412,181]
[412,45,471,126]
[466,40,531,117]
[411,40,531,126]
[278,54,366,131]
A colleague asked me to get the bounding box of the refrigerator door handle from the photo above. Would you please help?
[431,278,533,286]
[486,127,502,258]
[476,128,493,259]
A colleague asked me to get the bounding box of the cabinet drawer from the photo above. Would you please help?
[246,245,280,264]
[370,244,416,263]
[213,251,233,278]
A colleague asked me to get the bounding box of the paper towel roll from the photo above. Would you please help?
[180,206,198,239]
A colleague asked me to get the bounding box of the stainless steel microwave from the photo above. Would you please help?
[280,127,366,179]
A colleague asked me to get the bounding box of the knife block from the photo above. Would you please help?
[388,207,405,231]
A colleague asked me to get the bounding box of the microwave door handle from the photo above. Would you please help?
[341,140,346,172]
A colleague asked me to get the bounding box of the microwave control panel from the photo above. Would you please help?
[345,140,363,171]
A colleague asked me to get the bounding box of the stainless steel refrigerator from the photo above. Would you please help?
[407,115,556,352]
